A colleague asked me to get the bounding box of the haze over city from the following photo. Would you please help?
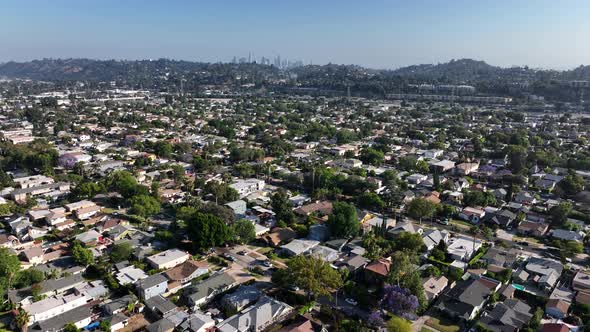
[2,0,590,69]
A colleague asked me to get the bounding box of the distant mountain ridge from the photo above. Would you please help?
[0,57,589,82]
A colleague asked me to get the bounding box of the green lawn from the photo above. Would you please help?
[450,219,472,229]
[425,316,461,332]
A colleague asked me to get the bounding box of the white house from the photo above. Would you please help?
[146,249,190,270]
[230,179,265,198]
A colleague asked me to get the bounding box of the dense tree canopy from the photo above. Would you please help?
[327,201,359,238]
[179,207,233,250]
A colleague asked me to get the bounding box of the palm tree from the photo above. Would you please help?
[14,308,30,332]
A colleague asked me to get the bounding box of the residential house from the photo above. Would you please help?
[217,296,293,332]
[165,260,209,292]
[75,229,102,246]
[545,298,570,319]
[294,201,333,218]
[524,258,563,292]
[177,311,216,332]
[22,293,91,325]
[22,247,45,265]
[263,228,297,247]
[486,209,517,229]
[225,200,247,217]
[230,179,265,198]
[146,249,190,270]
[459,207,486,223]
[280,239,320,256]
[447,235,482,261]
[517,220,549,237]
[31,305,93,332]
[423,276,449,302]
[184,272,236,309]
[103,294,138,316]
[478,299,532,332]
[365,258,391,284]
[550,229,585,242]
[146,318,175,332]
[145,295,178,319]
[435,277,499,321]
[455,162,479,176]
[221,285,263,312]
[422,229,449,251]
[116,265,149,286]
[139,273,168,300]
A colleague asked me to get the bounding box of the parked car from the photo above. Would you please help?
[345,298,358,306]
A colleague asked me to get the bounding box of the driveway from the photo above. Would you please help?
[216,245,276,282]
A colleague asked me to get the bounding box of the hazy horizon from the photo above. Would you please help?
[2,0,590,70]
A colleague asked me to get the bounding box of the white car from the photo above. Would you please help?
[345,298,358,306]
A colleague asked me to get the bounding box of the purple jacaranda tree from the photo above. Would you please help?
[380,284,419,318]
[367,311,385,328]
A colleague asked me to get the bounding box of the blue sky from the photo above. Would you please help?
[1,0,589,69]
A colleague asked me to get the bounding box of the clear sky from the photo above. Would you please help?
[1,0,589,69]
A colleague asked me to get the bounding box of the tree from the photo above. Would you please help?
[72,242,94,266]
[0,247,21,293]
[204,182,239,205]
[72,181,104,200]
[505,145,527,174]
[464,190,496,207]
[360,148,385,166]
[431,248,446,261]
[279,255,342,300]
[386,316,412,332]
[231,219,256,244]
[0,170,14,189]
[416,160,430,174]
[448,267,464,281]
[170,164,186,182]
[153,140,173,158]
[381,285,419,317]
[105,170,147,198]
[0,203,13,216]
[391,232,425,253]
[128,194,161,217]
[367,311,385,328]
[549,202,572,226]
[398,156,417,172]
[180,208,233,250]
[271,189,295,225]
[528,307,544,331]
[433,171,441,191]
[14,268,45,289]
[327,201,359,238]
[356,192,385,210]
[557,174,585,197]
[63,323,79,332]
[559,240,584,258]
[336,129,356,144]
[98,320,111,332]
[110,243,134,263]
[14,308,30,332]
[406,198,436,223]
[31,283,42,297]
